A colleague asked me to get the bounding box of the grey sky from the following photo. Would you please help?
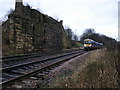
[0,0,119,40]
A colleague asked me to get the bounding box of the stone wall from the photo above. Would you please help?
[2,1,70,56]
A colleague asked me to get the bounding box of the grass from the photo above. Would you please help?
[44,48,119,88]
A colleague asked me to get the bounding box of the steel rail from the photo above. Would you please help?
[2,49,82,63]
[1,51,85,88]
[1,50,82,72]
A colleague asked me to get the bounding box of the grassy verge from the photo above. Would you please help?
[44,48,119,88]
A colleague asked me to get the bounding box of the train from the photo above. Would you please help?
[84,39,103,51]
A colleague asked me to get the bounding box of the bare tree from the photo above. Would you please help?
[65,28,73,41]
[80,28,116,49]
[73,34,79,41]
[7,8,14,15]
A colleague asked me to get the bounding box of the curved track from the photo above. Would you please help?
[1,49,86,88]
[2,49,82,68]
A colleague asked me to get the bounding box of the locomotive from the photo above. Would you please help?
[84,39,103,51]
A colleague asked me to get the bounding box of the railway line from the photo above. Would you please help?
[1,49,86,88]
[2,49,81,68]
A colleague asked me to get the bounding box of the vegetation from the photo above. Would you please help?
[64,27,117,49]
[7,8,14,15]
[64,27,81,48]
[45,48,119,88]
[80,29,116,49]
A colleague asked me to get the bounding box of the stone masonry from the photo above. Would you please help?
[2,0,70,56]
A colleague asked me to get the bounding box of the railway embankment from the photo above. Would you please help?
[44,48,119,88]
[7,48,119,88]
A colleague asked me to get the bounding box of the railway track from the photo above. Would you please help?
[2,49,82,61]
[1,49,86,88]
[2,49,82,68]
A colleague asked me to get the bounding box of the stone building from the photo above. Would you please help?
[2,0,70,56]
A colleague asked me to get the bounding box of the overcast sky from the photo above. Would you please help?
[0,0,119,40]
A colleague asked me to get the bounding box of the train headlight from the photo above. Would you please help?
[89,44,92,47]
[84,44,87,47]
[84,44,92,47]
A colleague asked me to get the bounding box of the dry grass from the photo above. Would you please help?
[45,48,119,88]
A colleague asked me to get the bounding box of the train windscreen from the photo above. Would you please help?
[84,41,91,44]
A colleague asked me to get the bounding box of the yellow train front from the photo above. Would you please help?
[84,39,93,51]
[84,39,103,51]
